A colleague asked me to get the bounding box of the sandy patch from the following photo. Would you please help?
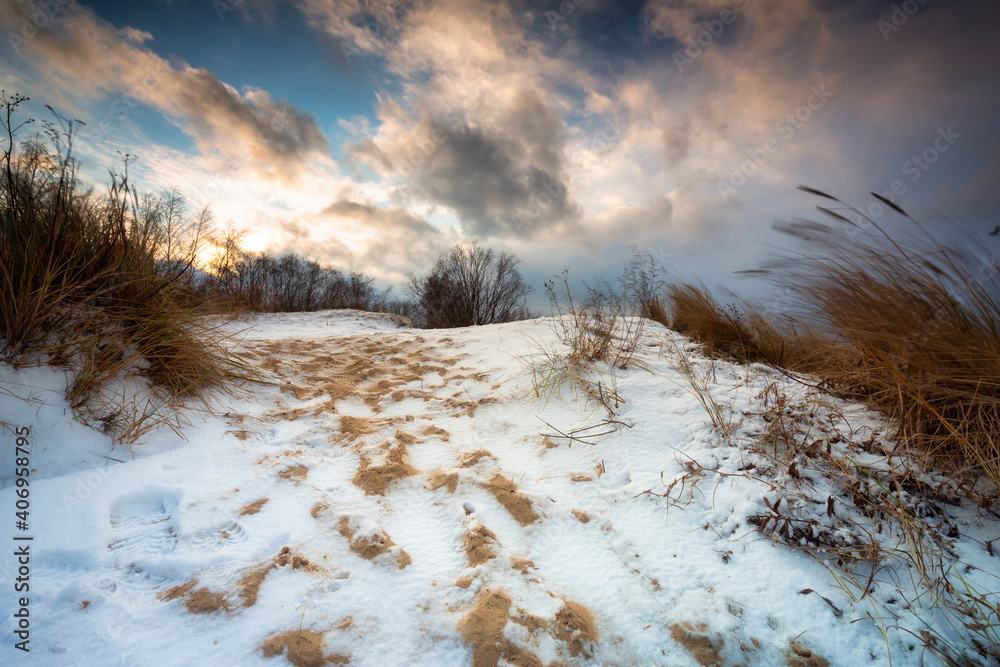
[554,600,599,659]
[572,510,591,523]
[389,389,432,403]
[281,384,313,400]
[670,622,723,667]
[463,524,499,567]
[310,501,329,519]
[337,516,411,569]
[486,475,539,526]
[352,444,416,495]
[338,415,404,443]
[459,450,494,468]
[271,408,312,421]
[512,610,546,633]
[511,558,535,575]
[339,416,384,441]
[239,547,320,608]
[258,630,350,667]
[421,425,450,441]
[255,337,462,418]
[458,590,542,667]
[260,358,282,373]
[185,588,232,614]
[788,640,830,667]
[394,429,418,445]
[157,579,230,614]
[446,397,499,418]
[279,466,309,483]
[158,579,197,602]
[428,471,458,493]
[240,497,269,516]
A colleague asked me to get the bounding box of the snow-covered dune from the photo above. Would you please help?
[1,311,995,666]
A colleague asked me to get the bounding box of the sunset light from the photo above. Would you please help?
[3,0,996,293]
[3,2,1000,665]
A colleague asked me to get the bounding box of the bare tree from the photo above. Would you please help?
[408,241,533,328]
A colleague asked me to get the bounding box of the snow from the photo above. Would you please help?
[1,310,996,666]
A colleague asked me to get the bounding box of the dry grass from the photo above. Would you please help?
[1,94,257,446]
[649,377,999,665]
[526,270,646,418]
[758,187,1000,491]
[669,343,737,443]
[640,187,1000,663]
[658,282,827,373]
[744,383,999,666]
[648,189,1000,496]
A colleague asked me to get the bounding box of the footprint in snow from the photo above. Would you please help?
[108,492,180,558]
[188,521,248,552]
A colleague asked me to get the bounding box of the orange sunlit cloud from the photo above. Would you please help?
[2,0,998,292]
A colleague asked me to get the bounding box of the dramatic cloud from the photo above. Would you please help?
[321,197,439,237]
[5,0,998,292]
[304,196,453,281]
[0,0,329,180]
[297,0,591,243]
[348,88,580,239]
[295,0,408,62]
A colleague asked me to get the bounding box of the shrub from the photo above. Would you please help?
[407,241,532,328]
[207,247,389,314]
[523,269,647,419]
[658,282,823,372]
[763,186,1000,488]
[0,93,252,444]
[644,186,1000,492]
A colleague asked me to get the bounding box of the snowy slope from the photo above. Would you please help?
[1,310,996,666]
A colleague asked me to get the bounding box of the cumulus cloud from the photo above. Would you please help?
[297,0,586,242]
[9,0,998,292]
[322,197,439,236]
[345,86,581,240]
[0,0,329,180]
[299,196,453,281]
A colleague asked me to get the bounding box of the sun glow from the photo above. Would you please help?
[241,232,269,253]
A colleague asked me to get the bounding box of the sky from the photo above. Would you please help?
[2,0,999,306]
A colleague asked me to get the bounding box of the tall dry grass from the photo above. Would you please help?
[632,190,1000,662]
[645,187,1000,494]
[524,270,645,419]
[1,93,254,444]
[762,187,1000,490]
